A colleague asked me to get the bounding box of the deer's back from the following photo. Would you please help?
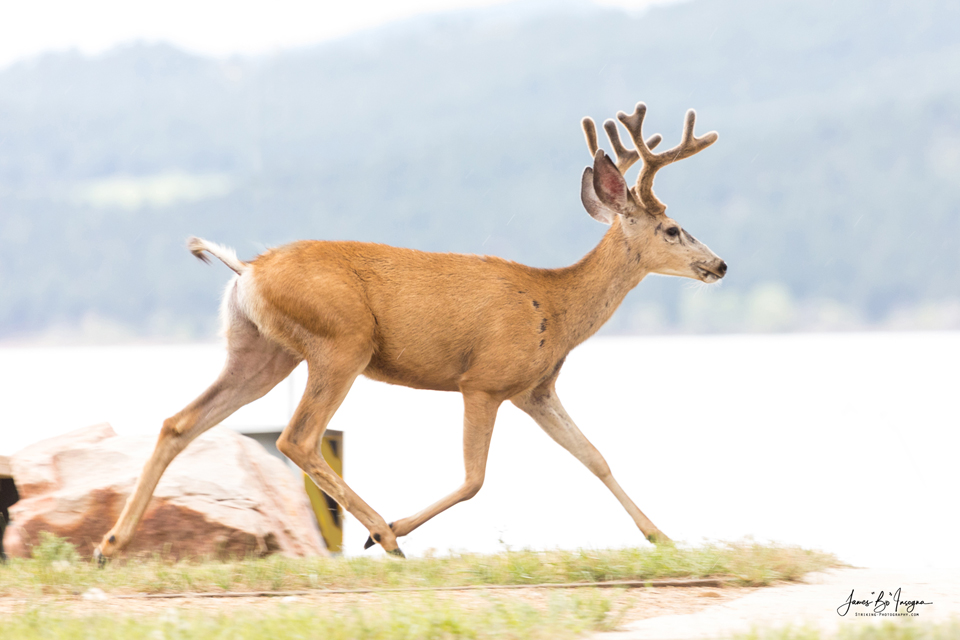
[246,240,566,396]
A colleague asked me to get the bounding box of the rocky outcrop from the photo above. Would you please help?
[5,423,327,559]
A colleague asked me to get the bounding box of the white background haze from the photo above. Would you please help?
[0,0,674,69]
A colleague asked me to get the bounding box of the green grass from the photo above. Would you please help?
[732,621,960,640]
[0,535,838,597]
[1,591,626,639]
[0,536,848,639]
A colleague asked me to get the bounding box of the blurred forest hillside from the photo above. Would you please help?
[0,0,958,342]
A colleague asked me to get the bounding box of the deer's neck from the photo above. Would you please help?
[550,218,647,349]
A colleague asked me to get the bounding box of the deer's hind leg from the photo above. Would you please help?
[95,293,301,561]
[275,336,406,555]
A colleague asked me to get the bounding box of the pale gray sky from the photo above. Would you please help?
[0,0,675,69]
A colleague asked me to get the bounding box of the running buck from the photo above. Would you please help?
[94,102,725,562]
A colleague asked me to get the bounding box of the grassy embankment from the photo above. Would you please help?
[3,534,835,596]
[0,535,845,639]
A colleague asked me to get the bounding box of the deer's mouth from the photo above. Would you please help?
[694,263,725,283]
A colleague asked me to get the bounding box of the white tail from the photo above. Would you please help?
[187,236,248,275]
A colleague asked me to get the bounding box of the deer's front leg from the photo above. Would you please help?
[511,385,670,544]
[370,391,500,545]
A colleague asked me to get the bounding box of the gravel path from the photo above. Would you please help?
[0,583,759,623]
[592,568,959,639]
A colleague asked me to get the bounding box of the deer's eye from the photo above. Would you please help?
[665,226,680,238]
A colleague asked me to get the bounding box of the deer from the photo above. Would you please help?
[93,102,726,563]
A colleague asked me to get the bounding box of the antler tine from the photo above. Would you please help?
[671,109,719,161]
[616,103,663,159]
[624,104,718,216]
[582,113,660,175]
[581,117,600,157]
[602,119,640,173]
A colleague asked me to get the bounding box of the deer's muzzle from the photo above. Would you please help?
[694,260,727,283]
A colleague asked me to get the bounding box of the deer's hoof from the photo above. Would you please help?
[647,531,673,546]
[93,547,108,569]
[363,523,395,550]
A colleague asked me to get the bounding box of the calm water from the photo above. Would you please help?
[1,332,957,568]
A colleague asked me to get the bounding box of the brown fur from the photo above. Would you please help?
[247,232,642,398]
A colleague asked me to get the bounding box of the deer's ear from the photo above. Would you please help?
[581,150,635,224]
[580,167,615,225]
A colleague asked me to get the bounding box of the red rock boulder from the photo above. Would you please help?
[6,423,327,559]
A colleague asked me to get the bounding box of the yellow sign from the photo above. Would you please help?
[303,430,343,553]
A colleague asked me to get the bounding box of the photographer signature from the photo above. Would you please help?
[838,588,932,616]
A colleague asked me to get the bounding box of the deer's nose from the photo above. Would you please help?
[716,261,728,277]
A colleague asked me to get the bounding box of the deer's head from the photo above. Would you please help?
[580,103,727,284]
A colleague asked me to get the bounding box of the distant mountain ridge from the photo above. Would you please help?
[0,0,958,341]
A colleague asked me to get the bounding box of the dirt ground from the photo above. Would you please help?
[0,584,759,622]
